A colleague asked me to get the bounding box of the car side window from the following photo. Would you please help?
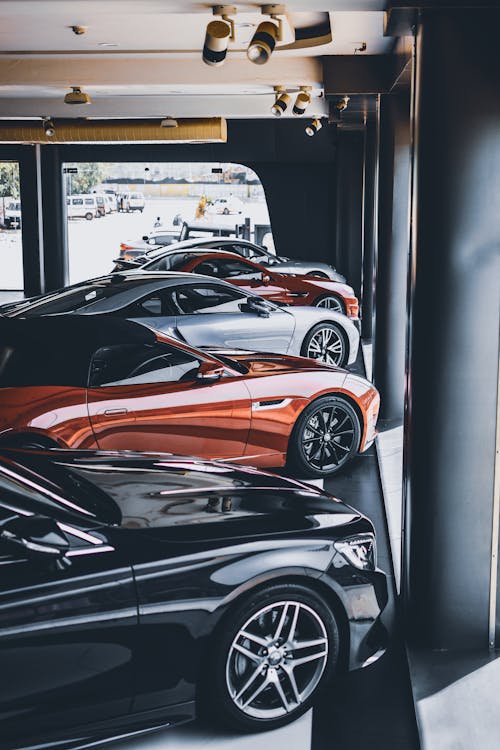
[169,284,247,314]
[231,244,258,260]
[89,343,201,387]
[220,259,262,279]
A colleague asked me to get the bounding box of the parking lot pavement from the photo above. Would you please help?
[0,197,271,290]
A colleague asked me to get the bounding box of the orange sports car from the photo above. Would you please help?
[0,316,378,477]
[142,251,359,317]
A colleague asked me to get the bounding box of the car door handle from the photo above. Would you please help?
[102,408,128,416]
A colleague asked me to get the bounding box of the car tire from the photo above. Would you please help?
[301,322,348,368]
[287,396,361,477]
[85,212,93,221]
[203,583,340,733]
[313,294,345,314]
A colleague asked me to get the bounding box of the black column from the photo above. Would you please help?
[404,9,500,649]
[373,92,410,422]
[361,117,379,340]
[334,130,364,299]
[40,146,68,290]
[17,146,44,296]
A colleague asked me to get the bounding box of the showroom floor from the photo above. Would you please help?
[108,350,420,750]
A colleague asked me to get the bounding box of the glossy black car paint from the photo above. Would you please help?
[0,449,388,750]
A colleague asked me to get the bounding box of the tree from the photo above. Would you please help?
[65,163,106,195]
[0,162,20,199]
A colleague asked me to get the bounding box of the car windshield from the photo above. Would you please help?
[7,279,144,317]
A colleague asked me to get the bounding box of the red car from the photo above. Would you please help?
[144,251,359,317]
[0,316,378,477]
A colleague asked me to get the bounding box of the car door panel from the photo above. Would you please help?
[0,537,136,742]
[175,310,295,353]
[87,378,251,459]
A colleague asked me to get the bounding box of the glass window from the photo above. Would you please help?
[169,284,247,314]
[0,161,23,298]
[123,292,175,318]
[64,161,271,285]
[196,257,261,279]
[90,342,201,387]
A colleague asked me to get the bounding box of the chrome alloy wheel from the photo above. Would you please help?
[315,295,343,313]
[302,403,355,471]
[306,326,345,366]
[225,600,328,720]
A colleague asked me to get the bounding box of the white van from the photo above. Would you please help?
[66,195,99,220]
[4,200,22,229]
[118,192,145,213]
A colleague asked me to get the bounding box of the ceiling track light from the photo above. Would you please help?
[293,87,312,117]
[271,86,290,117]
[305,118,323,137]
[336,95,350,113]
[247,4,285,65]
[64,86,91,105]
[42,116,55,137]
[203,5,236,67]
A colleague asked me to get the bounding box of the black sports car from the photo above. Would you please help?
[0,449,388,748]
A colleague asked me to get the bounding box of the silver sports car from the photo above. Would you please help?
[114,237,346,283]
[3,272,359,368]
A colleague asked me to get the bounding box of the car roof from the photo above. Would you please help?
[0,314,156,349]
[144,236,258,261]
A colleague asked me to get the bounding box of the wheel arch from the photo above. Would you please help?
[198,571,350,702]
[301,319,350,363]
[287,391,366,456]
[311,292,346,313]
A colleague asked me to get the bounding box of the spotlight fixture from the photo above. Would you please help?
[305,118,323,137]
[64,86,91,105]
[160,116,178,128]
[42,117,55,137]
[293,87,312,117]
[247,4,285,65]
[203,5,236,67]
[336,95,350,113]
[271,86,290,117]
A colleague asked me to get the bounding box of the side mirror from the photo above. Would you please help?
[240,298,271,318]
[261,273,271,285]
[0,515,71,568]
[142,235,149,241]
[196,361,225,384]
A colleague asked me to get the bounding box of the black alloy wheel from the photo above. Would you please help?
[288,396,361,477]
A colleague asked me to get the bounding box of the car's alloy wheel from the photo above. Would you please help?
[226,600,328,720]
[314,295,344,314]
[304,324,345,367]
[204,584,339,732]
[288,396,361,477]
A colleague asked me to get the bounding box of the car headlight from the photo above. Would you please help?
[334,533,376,570]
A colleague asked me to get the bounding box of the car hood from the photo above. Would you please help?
[206,348,348,377]
[12,450,365,539]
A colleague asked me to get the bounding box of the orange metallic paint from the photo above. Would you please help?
[177,253,360,317]
[0,332,378,466]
